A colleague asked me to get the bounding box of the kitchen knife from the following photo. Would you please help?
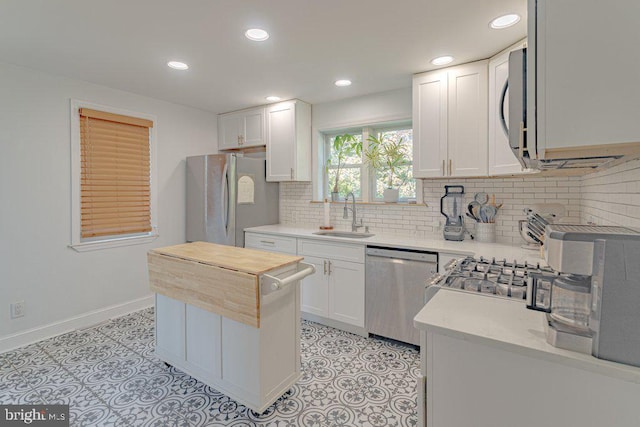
[527,231,543,245]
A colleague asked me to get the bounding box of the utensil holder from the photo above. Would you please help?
[475,223,496,243]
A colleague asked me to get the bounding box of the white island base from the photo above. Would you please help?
[148,242,310,414]
[155,265,300,414]
[414,290,640,427]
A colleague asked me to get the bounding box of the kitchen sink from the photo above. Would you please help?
[312,231,375,239]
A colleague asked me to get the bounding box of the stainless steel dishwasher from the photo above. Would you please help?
[366,246,438,346]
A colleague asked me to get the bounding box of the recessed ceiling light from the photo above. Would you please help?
[265,96,281,102]
[490,14,521,29]
[431,56,454,66]
[167,61,189,70]
[334,79,352,87]
[245,28,269,41]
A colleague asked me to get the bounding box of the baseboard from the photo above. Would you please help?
[0,295,154,354]
[301,312,368,337]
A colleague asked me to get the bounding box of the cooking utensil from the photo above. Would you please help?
[466,213,478,222]
[474,192,489,205]
[480,205,498,223]
[527,231,543,245]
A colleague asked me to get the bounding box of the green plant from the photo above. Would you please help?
[327,133,362,194]
[364,134,409,188]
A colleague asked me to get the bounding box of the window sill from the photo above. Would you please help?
[69,234,159,252]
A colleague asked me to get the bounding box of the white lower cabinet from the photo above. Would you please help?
[299,255,329,317]
[297,239,365,329]
[155,274,301,413]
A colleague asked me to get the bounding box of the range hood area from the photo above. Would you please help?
[508,0,640,173]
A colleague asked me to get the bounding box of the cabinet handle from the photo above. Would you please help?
[239,135,244,146]
[323,260,327,275]
[448,159,452,176]
[290,168,294,180]
[260,240,275,245]
[442,160,445,176]
[328,260,332,275]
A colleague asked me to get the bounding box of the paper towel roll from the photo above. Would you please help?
[323,199,331,227]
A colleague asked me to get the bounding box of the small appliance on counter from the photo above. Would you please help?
[518,203,566,249]
[440,185,465,241]
[526,224,640,367]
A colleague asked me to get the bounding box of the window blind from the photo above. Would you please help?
[79,108,154,239]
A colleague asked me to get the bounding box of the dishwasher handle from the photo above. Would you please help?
[366,246,438,263]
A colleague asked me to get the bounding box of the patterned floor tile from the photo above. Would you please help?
[0,313,420,427]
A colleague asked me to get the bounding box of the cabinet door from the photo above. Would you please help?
[534,0,640,154]
[185,304,222,381]
[448,61,488,177]
[155,294,185,361]
[328,259,365,327]
[413,70,448,178]
[488,43,529,176]
[266,101,295,181]
[218,113,241,150]
[242,109,265,147]
[300,255,329,317]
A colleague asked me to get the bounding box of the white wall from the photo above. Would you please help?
[580,158,640,229]
[309,87,412,200]
[312,87,411,131]
[0,62,217,345]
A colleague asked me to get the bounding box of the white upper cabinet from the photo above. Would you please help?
[218,107,265,151]
[266,100,311,182]
[413,70,448,178]
[530,0,640,158]
[413,60,488,178]
[488,40,531,175]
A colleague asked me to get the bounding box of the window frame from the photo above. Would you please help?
[69,99,158,252]
[322,123,420,203]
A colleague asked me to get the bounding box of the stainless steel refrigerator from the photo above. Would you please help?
[186,154,279,247]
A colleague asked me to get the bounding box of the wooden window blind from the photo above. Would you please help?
[79,108,154,239]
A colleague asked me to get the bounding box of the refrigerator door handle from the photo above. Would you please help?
[221,162,229,235]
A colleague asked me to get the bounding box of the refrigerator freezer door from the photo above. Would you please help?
[186,154,235,245]
[235,156,279,248]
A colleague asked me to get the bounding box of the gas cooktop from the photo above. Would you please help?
[428,256,557,300]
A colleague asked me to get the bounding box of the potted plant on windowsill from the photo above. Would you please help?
[364,134,408,203]
[327,133,361,201]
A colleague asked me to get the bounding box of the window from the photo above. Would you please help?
[370,127,415,201]
[323,124,416,202]
[325,132,363,199]
[70,101,158,251]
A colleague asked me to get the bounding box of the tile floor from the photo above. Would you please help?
[0,308,419,426]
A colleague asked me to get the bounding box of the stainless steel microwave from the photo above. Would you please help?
[506,48,625,170]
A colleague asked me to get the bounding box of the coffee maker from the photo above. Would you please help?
[527,224,640,367]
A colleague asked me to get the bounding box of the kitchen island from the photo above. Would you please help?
[147,242,314,413]
[414,290,640,427]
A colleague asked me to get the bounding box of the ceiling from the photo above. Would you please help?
[0,0,526,114]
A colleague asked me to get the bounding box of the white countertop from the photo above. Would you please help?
[414,289,640,384]
[245,224,545,264]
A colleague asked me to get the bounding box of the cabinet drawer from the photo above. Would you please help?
[245,232,297,255]
[297,238,364,264]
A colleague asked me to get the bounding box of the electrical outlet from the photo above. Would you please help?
[11,301,25,319]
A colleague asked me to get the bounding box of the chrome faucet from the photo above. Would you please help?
[343,192,363,232]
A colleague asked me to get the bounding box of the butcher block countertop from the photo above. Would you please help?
[148,242,303,328]
[150,241,303,274]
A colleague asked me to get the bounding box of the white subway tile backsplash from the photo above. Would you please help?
[280,159,640,244]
